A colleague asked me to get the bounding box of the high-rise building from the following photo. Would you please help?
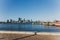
[18,18,22,21]
[7,20,9,23]
[10,19,13,23]
[18,18,22,23]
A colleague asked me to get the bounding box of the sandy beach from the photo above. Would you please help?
[0,31,60,40]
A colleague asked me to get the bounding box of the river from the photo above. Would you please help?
[0,23,60,32]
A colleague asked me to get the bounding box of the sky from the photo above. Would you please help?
[0,0,60,21]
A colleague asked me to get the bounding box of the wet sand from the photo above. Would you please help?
[0,31,60,40]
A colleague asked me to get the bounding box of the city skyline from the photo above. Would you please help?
[0,0,60,21]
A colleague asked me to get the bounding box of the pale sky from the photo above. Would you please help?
[0,0,60,21]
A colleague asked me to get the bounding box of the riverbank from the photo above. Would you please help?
[0,31,60,40]
[0,31,60,35]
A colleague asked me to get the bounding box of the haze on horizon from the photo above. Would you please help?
[0,0,60,21]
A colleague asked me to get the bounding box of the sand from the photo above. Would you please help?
[0,31,60,40]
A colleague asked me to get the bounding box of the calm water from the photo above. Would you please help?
[0,23,60,32]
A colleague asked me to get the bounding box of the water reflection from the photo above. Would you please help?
[0,24,60,32]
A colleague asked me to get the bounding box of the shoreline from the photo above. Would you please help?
[0,31,60,35]
[0,31,60,40]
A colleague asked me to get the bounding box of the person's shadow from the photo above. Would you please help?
[13,32,37,40]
